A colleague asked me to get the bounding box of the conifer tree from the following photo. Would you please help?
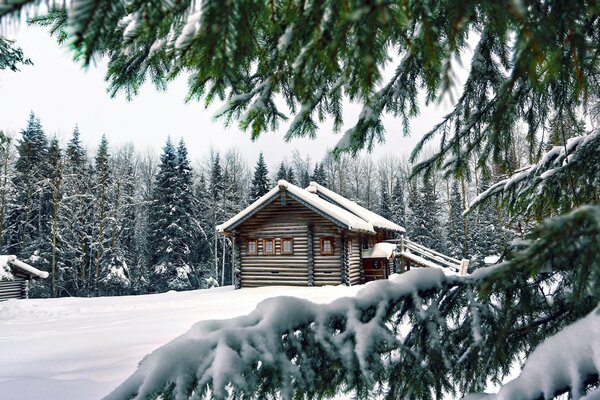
[11,1,600,395]
[8,113,52,289]
[275,161,287,182]
[173,139,197,287]
[378,179,391,220]
[193,172,213,287]
[149,138,193,292]
[390,177,405,230]
[447,180,465,259]
[0,132,14,254]
[208,152,224,283]
[409,176,444,251]
[249,152,269,201]
[93,135,111,294]
[286,166,296,185]
[101,145,135,295]
[0,37,31,72]
[59,126,94,296]
[311,162,327,186]
[47,137,63,298]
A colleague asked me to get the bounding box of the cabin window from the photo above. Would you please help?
[320,237,334,255]
[263,238,275,255]
[247,239,258,255]
[281,238,293,255]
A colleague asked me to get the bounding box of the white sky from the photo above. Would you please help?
[0,25,455,168]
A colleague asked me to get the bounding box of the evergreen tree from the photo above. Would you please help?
[311,162,327,186]
[208,152,224,284]
[173,139,198,287]
[193,172,213,288]
[47,137,63,298]
[447,180,465,259]
[410,176,444,251]
[149,138,192,292]
[93,135,112,294]
[390,177,406,230]
[8,113,52,297]
[101,145,136,295]
[249,152,269,201]
[59,126,94,296]
[286,166,296,185]
[0,37,31,72]
[22,2,600,397]
[378,179,391,220]
[275,161,287,182]
[299,169,310,188]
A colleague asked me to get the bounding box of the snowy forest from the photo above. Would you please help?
[2,0,600,398]
[2,112,514,299]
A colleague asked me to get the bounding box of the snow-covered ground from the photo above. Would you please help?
[0,285,363,400]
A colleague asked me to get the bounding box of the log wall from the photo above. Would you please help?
[0,277,27,300]
[348,236,362,285]
[236,197,344,288]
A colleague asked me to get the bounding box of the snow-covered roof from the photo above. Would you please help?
[362,242,397,259]
[484,255,500,265]
[216,180,375,233]
[0,255,49,280]
[307,182,405,232]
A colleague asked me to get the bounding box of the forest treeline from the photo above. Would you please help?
[1,113,513,298]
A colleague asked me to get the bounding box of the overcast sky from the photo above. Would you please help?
[0,25,456,168]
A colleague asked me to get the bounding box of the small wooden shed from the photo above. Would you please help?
[217,180,405,288]
[0,255,49,300]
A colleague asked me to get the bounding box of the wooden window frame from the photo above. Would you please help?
[263,238,275,255]
[320,236,335,256]
[281,238,294,255]
[247,239,258,255]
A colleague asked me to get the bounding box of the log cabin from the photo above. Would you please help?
[0,255,49,300]
[216,180,405,288]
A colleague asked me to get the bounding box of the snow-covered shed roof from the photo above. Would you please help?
[0,255,49,281]
[306,182,405,232]
[361,242,397,259]
[216,180,375,234]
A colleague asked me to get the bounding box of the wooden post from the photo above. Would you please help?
[307,224,314,286]
[459,259,469,276]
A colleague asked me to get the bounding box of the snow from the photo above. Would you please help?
[105,269,457,399]
[469,306,600,399]
[362,242,397,259]
[0,285,363,400]
[401,251,460,275]
[217,180,375,233]
[11,258,49,279]
[277,25,294,52]
[0,256,48,280]
[308,182,406,232]
[0,255,16,281]
[484,255,500,265]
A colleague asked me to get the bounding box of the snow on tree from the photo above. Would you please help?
[93,134,112,294]
[0,37,31,72]
[148,138,192,292]
[275,161,287,182]
[447,180,465,259]
[390,177,406,231]
[7,112,53,297]
[409,176,444,252]
[311,162,327,187]
[59,126,95,296]
[250,152,269,202]
[5,1,600,392]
